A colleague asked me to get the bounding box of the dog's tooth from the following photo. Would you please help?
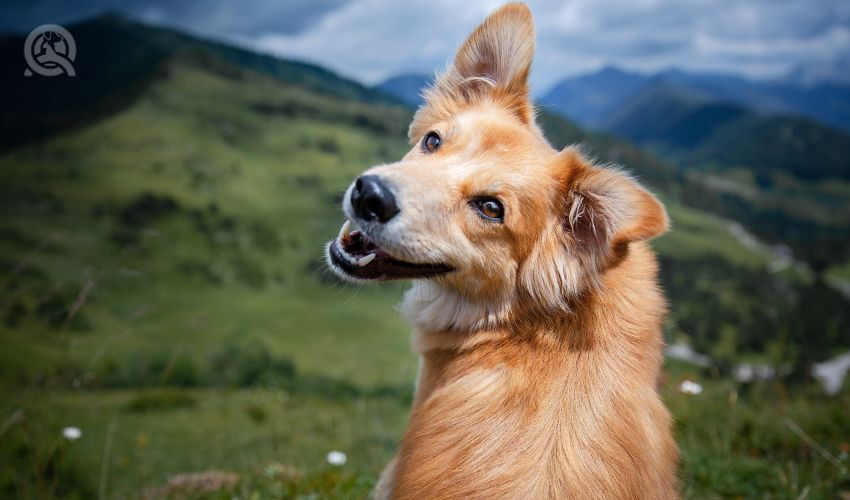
[357,253,376,267]
[338,219,351,241]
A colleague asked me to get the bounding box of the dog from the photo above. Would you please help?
[325,3,678,498]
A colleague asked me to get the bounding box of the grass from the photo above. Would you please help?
[665,360,850,498]
[2,388,408,497]
[4,376,847,498]
[1,50,848,498]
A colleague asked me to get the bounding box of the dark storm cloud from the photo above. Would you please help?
[0,0,349,36]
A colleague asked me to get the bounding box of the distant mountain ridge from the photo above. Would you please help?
[601,81,850,181]
[540,66,850,134]
[534,67,850,181]
[375,74,431,108]
[538,67,646,128]
[601,83,748,150]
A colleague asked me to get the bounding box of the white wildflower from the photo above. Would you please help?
[326,450,347,466]
[63,426,82,441]
[679,380,703,395]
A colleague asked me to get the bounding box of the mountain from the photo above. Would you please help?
[689,114,850,181]
[541,67,850,133]
[374,73,431,107]
[604,83,850,182]
[653,69,850,134]
[0,13,399,150]
[537,66,647,128]
[602,83,748,151]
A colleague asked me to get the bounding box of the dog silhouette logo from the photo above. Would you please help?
[24,24,76,77]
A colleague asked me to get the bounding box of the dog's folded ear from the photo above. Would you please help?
[519,150,668,304]
[426,3,535,123]
[560,150,669,265]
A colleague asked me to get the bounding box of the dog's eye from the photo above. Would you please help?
[421,131,442,153]
[471,198,504,222]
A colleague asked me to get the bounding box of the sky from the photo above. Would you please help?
[3,0,849,91]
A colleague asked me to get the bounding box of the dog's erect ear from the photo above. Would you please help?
[560,151,669,264]
[427,3,535,122]
[451,3,534,105]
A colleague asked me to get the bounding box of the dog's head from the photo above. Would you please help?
[326,3,668,330]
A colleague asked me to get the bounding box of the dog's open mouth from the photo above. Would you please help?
[328,220,453,281]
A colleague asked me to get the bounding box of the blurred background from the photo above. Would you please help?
[1,0,849,497]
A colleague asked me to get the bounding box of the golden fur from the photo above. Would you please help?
[333,3,679,498]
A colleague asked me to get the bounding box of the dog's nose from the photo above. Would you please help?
[351,175,399,223]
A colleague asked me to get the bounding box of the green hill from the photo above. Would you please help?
[691,114,850,181]
[595,84,850,269]
[1,16,848,499]
[0,14,399,151]
[605,83,850,182]
[603,83,748,151]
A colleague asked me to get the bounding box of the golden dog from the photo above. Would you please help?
[326,3,678,498]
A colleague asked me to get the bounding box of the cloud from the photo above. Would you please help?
[3,0,848,90]
[247,0,850,90]
[129,0,350,37]
[532,0,850,88]
[0,0,349,37]
[249,0,502,83]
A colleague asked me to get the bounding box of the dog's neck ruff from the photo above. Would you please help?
[400,281,512,340]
